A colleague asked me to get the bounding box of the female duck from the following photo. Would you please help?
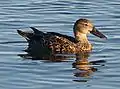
[17,18,107,54]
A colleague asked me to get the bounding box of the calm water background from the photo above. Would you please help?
[0,0,120,89]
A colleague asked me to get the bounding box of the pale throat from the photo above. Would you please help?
[74,32,90,44]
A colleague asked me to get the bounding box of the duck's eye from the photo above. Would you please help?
[84,24,88,26]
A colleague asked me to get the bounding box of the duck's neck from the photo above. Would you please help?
[75,32,89,44]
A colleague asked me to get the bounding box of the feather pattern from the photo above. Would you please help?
[17,27,92,54]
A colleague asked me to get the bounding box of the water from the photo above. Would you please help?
[0,0,120,89]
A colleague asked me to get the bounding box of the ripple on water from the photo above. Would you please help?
[0,0,120,89]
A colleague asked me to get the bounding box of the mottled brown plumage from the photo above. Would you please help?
[17,18,107,54]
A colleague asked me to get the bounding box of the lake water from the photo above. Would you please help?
[0,0,120,89]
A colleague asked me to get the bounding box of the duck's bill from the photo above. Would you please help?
[90,27,107,39]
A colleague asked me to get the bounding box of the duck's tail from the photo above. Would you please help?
[17,27,45,41]
[17,30,33,40]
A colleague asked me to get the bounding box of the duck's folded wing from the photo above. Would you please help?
[45,33,76,53]
[17,27,77,53]
[47,32,77,43]
[17,27,77,43]
[30,27,77,53]
[29,27,77,43]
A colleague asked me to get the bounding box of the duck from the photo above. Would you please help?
[17,18,107,54]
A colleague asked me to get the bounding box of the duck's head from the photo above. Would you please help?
[73,18,107,42]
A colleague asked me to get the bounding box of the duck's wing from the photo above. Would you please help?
[29,27,77,43]
[30,27,45,36]
[17,27,77,43]
[47,32,78,43]
[17,27,77,53]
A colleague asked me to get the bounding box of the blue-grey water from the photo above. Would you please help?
[0,0,120,89]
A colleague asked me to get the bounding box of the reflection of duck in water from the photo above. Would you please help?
[72,52,106,82]
[73,53,97,79]
[17,18,107,57]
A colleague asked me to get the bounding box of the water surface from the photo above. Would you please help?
[0,0,120,89]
